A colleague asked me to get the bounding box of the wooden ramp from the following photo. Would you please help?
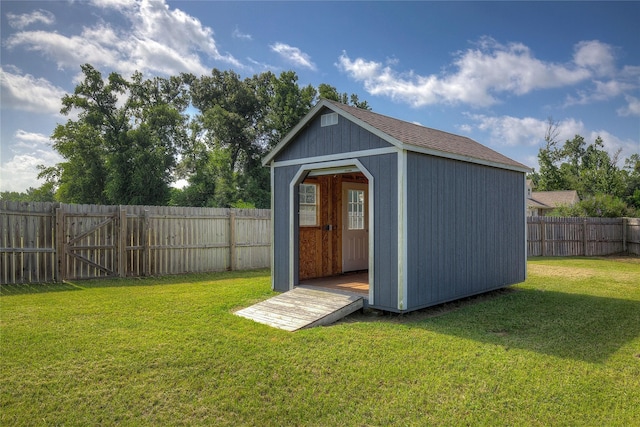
[235,287,363,331]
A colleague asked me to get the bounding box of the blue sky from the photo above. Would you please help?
[1,0,639,192]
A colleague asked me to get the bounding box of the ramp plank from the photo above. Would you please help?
[235,287,363,331]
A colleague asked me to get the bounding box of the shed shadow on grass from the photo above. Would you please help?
[350,288,640,364]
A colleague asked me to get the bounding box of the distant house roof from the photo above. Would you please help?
[528,190,580,210]
[264,99,531,172]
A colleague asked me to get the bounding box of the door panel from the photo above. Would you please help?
[342,183,368,272]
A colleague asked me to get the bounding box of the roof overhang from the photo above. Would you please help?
[263,99,531,174]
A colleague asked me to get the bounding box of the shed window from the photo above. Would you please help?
[347,189,365,230]
[299,184,318,226]
[321,113,338,127]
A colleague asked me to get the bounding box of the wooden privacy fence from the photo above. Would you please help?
[2,202,638,285]
[1,202,271,284]
[527,216,640,257]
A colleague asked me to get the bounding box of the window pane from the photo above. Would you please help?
[299,184,318,226]
[347,189,365,230]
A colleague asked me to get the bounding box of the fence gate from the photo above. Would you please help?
[57,207,126,280]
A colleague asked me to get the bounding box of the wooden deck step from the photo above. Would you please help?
[235,287,363,331]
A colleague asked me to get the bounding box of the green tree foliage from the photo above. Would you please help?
[318,83,371,110]
[622,154,640,209]
[549,194,635,218]
[177,70,320,208]
[40,64,370,208]
[43,64,192,205]
[0,182,55,202]
[531,118,638,217]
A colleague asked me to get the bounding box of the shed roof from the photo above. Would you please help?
[528,190,580,209]
[264,99,531,172]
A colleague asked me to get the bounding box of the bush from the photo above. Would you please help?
[549,194,637,217]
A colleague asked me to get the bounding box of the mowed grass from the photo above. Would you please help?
[1,258,639,426]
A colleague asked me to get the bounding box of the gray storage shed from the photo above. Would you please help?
[263,99,530,313]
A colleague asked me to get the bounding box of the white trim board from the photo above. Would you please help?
[288,159,375,305]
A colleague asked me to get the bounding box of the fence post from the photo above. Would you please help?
[141,209,149,276]
[55,207,65,281]
[118,207,127,277]
[583,219,588,257]
[540,220,546,257]
[229,210,236,271]
[622,217,628,253]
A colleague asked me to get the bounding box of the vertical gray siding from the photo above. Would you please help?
[406,153,525,310]
[276,108,390,162]
[272,165,300,292]
[360,154,399,311]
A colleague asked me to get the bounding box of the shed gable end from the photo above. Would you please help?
[273,108,393,163]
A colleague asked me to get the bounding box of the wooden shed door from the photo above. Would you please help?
[342,183,368,272]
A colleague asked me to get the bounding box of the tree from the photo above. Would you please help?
[186,69,266,207]
[531,118,637,217]
[262,71,316,148]
[43,64,192,205]
[0,182,55,202]
[46,64,372,208]
[549,194,635,218]
[622,153,640,210]
[183,70,321,208]
[534,118,569,191]
[533,119,627,199]
[318,83,372,110]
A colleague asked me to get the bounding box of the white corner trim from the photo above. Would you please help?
[397,150,408,311]
[270,165,275,290]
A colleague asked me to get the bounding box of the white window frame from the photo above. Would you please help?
[299,183,319,226]
[321,112,338,127]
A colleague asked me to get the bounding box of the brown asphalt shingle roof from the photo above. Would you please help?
[264,99,530,171]
[528,190,580,209]
[324,100,529,171]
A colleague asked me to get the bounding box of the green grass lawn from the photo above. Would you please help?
[2,258,639,426]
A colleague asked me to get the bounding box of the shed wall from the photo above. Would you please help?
[359,154,399,311]
[276,107,390,162]
[406,153,526,310]
[272,165,300,291]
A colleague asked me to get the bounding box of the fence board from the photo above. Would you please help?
[527,217,631,257]
[1,201,57,284]
[2,202,272,284]
[628,218,640,256]
[3,202,637,284]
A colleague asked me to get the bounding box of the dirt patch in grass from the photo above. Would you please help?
[529,255,640,283]
[528,264,596,279]
[596,253,640,264]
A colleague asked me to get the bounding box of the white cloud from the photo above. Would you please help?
[0,67,65,114]
[337,38,620,108]
[12,130,52,150]
[586,130,640,165]
[5,0,242,79]
[618,95,640,117]
[133,0,241,68]
[464,114,586,147]
[270,43,317,71]
[0,131,62,192]
[233,27,252,41]
[464,114,637,167]
[6,9,55,29]
[5,29,123,72]
[573,40,616,77]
